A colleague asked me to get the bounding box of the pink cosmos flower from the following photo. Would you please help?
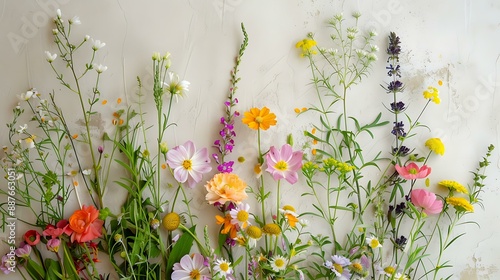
[172,253,210,280]
[167,140,212,188]
[394,162,431,180]
[265,144,303,184]
[411,189,443,215]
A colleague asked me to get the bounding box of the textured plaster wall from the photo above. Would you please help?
[0,0,499,279]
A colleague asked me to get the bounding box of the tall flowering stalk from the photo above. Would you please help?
[213,23,249,173]
[48,10,108,209]
[299,12,382,258]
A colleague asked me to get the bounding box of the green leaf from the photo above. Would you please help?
[26,258,46,280]
[166,225,196,277]
[62,241,81,280]
[45,258,61,279]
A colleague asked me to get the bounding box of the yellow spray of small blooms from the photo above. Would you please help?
[425,138,445,156]
[296,38,317,57]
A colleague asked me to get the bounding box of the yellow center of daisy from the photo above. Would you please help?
[220,262,229,272]
[189,269,200,279]
[275,259,285,268]
[237,210,249,222]
[384,266,395,275]
[275,160,288,171]
[182,160,192,170]
[255,116,263,123]
[175,84,183,94]
[246,225,262,239]
[370,239,380,248]
[351,262,363,273]
[262,223,281,236]
[333,263,343,273]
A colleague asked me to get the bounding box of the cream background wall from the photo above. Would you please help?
[1,0,499,279]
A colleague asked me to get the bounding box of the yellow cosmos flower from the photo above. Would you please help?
[242,107,277,130]
[446,197,474,212]
[295,39,317,57]
[425,138,445,156]
[439,180,468,194]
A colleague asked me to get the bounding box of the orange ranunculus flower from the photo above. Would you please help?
[68,205,104,243]
[242,107,277,130]
[205,173,248,205]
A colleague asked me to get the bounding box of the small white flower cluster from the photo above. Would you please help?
[47,9,107,74]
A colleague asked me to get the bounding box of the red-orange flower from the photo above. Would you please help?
[23,230,41,246]
[68,205,104,243]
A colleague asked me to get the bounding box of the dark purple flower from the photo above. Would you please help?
[391,121,406,137]
[392,145,410,156]
[395,202,406,215]
[395,235,407,250]
[98,146,104,154]
[234,111,240,117]
[387,80,404,92]
[386,64,401,77]
[387,32,401,61]
[390,101,405,112]
[224,101,231,107]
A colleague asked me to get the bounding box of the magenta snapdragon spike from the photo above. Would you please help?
[212,24,248,173]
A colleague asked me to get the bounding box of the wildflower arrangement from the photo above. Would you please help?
[0,9,495,280]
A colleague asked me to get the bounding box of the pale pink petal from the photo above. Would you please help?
[192,253,205,270]
[174,167,189,183]
[267,146,279,164]
[171,270,190,280]
[167,149,185,166]
[179,254,194,271]
[279,144,293,161]
[288,152,303,171]
[284,171,299,184]
[183,140,196,158]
